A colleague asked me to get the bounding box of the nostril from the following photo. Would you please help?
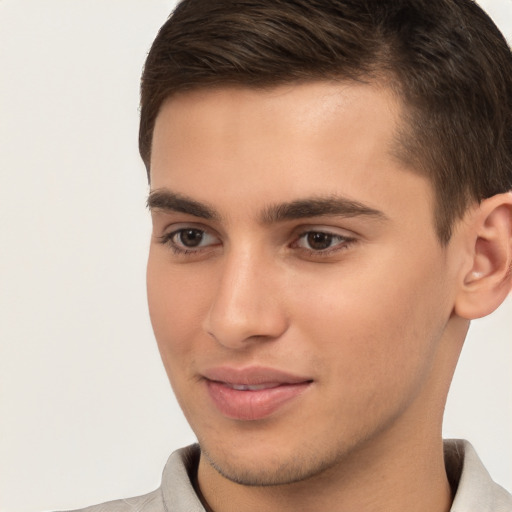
[206,330,218,342]
[204,312,289,349]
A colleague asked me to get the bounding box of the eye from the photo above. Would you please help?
[175,228,208,248]
[294,230,353,253]
[161,227,221,253]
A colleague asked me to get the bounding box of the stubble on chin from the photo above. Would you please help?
[198,439,349,488]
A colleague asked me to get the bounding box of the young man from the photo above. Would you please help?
[77,1,512,511]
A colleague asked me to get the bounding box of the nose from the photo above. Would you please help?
[203,249,289,349]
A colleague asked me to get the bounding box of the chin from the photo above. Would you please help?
[198,434,344,487]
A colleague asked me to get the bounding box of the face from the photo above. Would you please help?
[147,82,464,486]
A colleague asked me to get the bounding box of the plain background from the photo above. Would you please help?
[0,1,510,511]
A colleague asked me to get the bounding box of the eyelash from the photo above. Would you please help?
[158,228,219,256]
[158,227,356,257]
[293,230,356,257]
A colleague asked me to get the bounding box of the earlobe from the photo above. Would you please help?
[455,193,512,320]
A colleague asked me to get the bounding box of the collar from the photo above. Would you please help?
[445,439,512,511]
[160,440,512,512]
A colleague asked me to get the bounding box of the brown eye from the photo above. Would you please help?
[164,227,221,253]
[177,229,205,247]
[294,229,353,254]
[306,232,334,250]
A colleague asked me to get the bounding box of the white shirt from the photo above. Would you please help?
[62,440,512,512]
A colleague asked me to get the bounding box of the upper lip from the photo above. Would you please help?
[202,366,312,386]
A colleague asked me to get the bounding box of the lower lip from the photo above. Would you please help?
[206,380,311,421]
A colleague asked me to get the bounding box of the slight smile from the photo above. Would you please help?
[202,367,313,421]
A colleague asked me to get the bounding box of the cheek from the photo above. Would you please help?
[146,253,210,363]
[291,252,450,390]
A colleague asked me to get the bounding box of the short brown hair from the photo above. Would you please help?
[139,0,512,243]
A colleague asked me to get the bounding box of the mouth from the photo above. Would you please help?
[224,383,281,391]
[202,366,313,421]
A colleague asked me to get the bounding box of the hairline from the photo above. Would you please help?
[145,75,453,246]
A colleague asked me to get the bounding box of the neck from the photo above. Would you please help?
[197,429,453,512]
[196,318,467,512]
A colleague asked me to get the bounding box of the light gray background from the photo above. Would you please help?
[0,1,510,511]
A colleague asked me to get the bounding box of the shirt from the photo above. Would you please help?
[63,439,512,512]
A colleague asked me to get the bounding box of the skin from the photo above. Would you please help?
[146,82,512,512]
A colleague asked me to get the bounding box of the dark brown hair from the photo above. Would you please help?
[139,0,512,243]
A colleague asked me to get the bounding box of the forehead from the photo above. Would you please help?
[149,82,432,227]
[151,81,403,171]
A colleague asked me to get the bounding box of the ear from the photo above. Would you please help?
[454,192,512,320]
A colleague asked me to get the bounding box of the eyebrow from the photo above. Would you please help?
[147,189,219,220]
[147,189,387,223]
[260,197,387,224]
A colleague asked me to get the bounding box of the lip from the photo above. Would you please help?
[203,366,313,421]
